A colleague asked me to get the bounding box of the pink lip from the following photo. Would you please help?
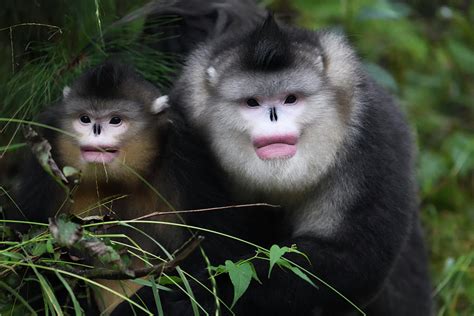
[253,135,298,160]
[80,146,119,163]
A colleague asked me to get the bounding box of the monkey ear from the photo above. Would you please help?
[317,31,359,90]
[206,66,218,86]
[62,86,71,98]
[151,95,169,114]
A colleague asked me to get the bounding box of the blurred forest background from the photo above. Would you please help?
[0,0,473,314]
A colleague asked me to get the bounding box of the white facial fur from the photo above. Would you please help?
[73,117,127,147]
[206,80,347,193]
[72,114,128,164]
[181,31,361,196]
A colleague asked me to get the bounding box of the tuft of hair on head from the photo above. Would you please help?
[67,61,163,110]
[242,13,292,71]
[75,61,130,99]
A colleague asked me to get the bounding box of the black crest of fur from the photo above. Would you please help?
[70,61,161,107]
[73,62,131,99]
[242,14,292,71]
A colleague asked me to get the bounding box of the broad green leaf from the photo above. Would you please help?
[268,245,289,278]
[249,262,261,284]
[287,266,317,288]
[225,260,253,308]
[30,242,47,257]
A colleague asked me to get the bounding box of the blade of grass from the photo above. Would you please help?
[55,272,83,316]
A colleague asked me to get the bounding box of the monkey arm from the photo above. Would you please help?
[238,213,415,315]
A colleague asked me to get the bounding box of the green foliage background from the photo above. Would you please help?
[0,0,473,314]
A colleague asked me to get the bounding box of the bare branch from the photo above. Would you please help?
[53,235,204,280]
[131,203,280,221]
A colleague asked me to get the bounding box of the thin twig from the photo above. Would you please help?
[0,23,62,33]
[131,203,280,221]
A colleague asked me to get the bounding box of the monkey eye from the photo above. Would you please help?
[80,115,91,124]
[246,98,260,107]
[109,116,122,125]
[284,95,297,104]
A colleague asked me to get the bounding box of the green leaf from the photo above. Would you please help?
[0,252,24,261]
[49,216,83,248]
[287,266,317,288]
[0,143,27,152]
[30,242,47,257]
[149,276,165,316]
[46,238,54,253]
[23,126,68,186]
[158,275,183,286]
[268,245,289,278]
[249,262,261,284]
[225,260,253,308]
[132,278,172,291]
[62,166,80,178]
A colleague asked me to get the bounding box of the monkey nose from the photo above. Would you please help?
[269,107,278,122]
[93,124,102,135]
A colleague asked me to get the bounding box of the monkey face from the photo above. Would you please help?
[205,70,346,192]
[55,96,168,184]
[179,28,360,193]
[73,113,127,164]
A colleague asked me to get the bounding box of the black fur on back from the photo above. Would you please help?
[241,14,292,71]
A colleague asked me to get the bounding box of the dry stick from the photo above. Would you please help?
[100,203,280,232]
[132,203,280,221]
[54,235,204,280]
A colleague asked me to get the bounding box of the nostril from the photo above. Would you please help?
[269,107,278,122]
[93,124,102,135]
